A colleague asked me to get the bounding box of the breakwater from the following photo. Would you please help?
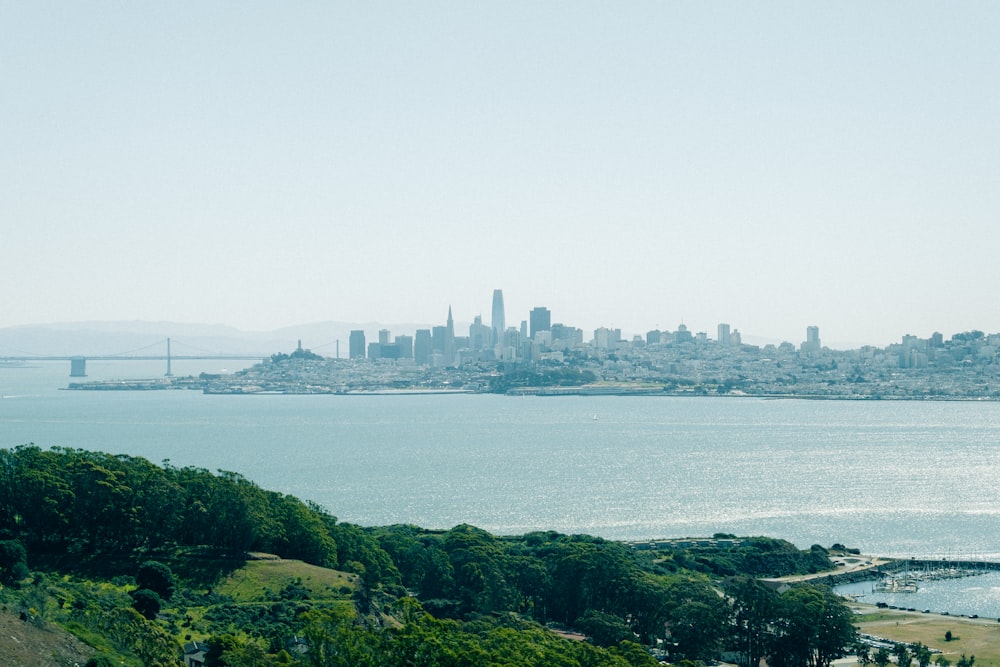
[792,559,1000,588]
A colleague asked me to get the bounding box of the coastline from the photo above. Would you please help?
[63,375,1000,401]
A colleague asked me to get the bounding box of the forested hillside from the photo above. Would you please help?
[0,446,857,666]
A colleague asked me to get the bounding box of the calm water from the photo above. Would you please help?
[3,361,1000,562]
[837,571,1000,620]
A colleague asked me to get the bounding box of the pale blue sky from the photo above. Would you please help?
[3,2,998,347]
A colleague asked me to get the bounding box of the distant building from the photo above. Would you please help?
[501,326,520,361]
[184,641,209,667]
[718,323,731,346]
[414,329,432,365]
[491,289,506,349]
[674,324,693,343]
[395,334,413,359]
[445,306,457,365]
[551,323,584,347]
[431,325,447,353]
[469,315,491,351]
[349,330,366,359]
[379,329,391,346]
[801,326,821,354]
[530,307,551,340]
[593,327,621,350]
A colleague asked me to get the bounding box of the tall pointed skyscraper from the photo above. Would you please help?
[491,289,505,348]
[445,305,457,365]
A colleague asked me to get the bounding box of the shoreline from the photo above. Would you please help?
[62,376,1000,401]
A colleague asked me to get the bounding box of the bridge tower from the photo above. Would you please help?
[70,356,87,377]
[165,338,173,377]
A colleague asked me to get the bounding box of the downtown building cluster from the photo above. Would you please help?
[192,289,1000,398]
[346,290,587,367]
[341,289,821,368]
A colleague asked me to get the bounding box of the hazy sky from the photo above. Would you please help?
[3,3,999,348]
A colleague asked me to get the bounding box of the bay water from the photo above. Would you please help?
[3,360,999,559]
[6,360,1000,616]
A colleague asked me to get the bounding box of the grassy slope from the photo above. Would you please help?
[216,557,358,602]
[854,606,1000,667]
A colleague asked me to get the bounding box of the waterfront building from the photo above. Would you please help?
[530,307,551,340]
[349,330,366,359]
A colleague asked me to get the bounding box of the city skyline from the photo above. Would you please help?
[3,4,999,347]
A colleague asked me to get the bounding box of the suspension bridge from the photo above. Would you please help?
[0,338,268,377]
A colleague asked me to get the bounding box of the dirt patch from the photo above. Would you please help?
[0,608,94,667]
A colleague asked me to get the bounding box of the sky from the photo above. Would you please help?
[3,3,999,349]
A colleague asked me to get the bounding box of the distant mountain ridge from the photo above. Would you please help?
[0,320,436,358]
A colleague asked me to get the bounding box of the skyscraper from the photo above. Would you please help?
[530,307,551,339]
[414,329,432,365]
[801,326,821,354]
[718,323,731,346]
[491,289,505,348]
[469,315,491,351]
[445,305,457,365]
[349,330,366,359]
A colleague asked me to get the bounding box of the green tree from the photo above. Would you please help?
[131,588,162,620]
[913,642,933,667]
[137,560,175,600]
[613,640,660,667]
[771,585,856,667]
[854,641,871,666]
[874,647,891,667]
[894,643,913,667]
[623,575,670,644]
[575,609,633,647]
[727,576,779,667]
[0,539,29,585]
[84,656,118,667]
[662,576,730,661]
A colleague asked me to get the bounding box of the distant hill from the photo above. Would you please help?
[0,320,438,358]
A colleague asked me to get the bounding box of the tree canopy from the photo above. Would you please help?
[0,445,858,667]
